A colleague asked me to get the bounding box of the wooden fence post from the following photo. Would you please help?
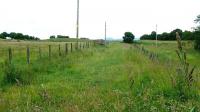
[59,44,61,56]
[79,43,81,50]
[27,46,30,64]
[39,47,41,59]
[84,42,85,49]
[71,43,73,52]
[49,45,51,60]
[8,48,12,64]
[77,42,79,50]
[65,43,68,56]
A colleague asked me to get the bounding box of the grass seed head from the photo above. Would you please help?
[176,32,182,51]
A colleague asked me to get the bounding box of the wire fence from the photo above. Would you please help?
[0,41,95,65]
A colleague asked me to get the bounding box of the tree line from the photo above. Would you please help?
[0,32,39,40]
[140,29,195,40]
[140,15,200,51]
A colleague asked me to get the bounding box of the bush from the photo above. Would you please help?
[123,32,135,43]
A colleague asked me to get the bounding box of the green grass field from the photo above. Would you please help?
[0,40,199,111]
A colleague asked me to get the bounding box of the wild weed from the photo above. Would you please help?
[172,32,198,101]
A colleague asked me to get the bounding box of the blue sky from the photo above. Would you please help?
[0,0,200,39]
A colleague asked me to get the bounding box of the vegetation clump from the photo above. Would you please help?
[2,62,34,86]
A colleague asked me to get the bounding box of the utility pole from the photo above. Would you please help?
[156,24,158,47]
[105,21,107,45]
[76,0,79,49]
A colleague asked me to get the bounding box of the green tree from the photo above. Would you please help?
[50,35,56,39]
[9,32,17,39]
[15,33,23,39]
[2,32,9,37]
[0,34,5,39]
[140,34,150,40]
[57,35,69,38]
[195,15,200,23]
[182,31,194,40]
[194,31,200,50]
[150,31,156,40]
[160,32,170,40]
[0,33,6,39]
[123,32,135,43]
[0,32,8,39]
[169,29,182,40]
[24,35,30,40]
[194,15,200,31]
[194,15,200,50]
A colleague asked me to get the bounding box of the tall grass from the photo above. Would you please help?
[171,32,199,101]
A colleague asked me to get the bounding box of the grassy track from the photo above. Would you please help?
[0,42,199,111]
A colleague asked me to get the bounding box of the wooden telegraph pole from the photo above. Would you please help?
[156,24,158,47]
[76,0,79,50]
[105,21,107,46]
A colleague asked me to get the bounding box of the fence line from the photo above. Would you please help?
[133,44,159,63]
[0,42,94,64]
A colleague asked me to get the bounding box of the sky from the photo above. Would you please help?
[0,0,200,39]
